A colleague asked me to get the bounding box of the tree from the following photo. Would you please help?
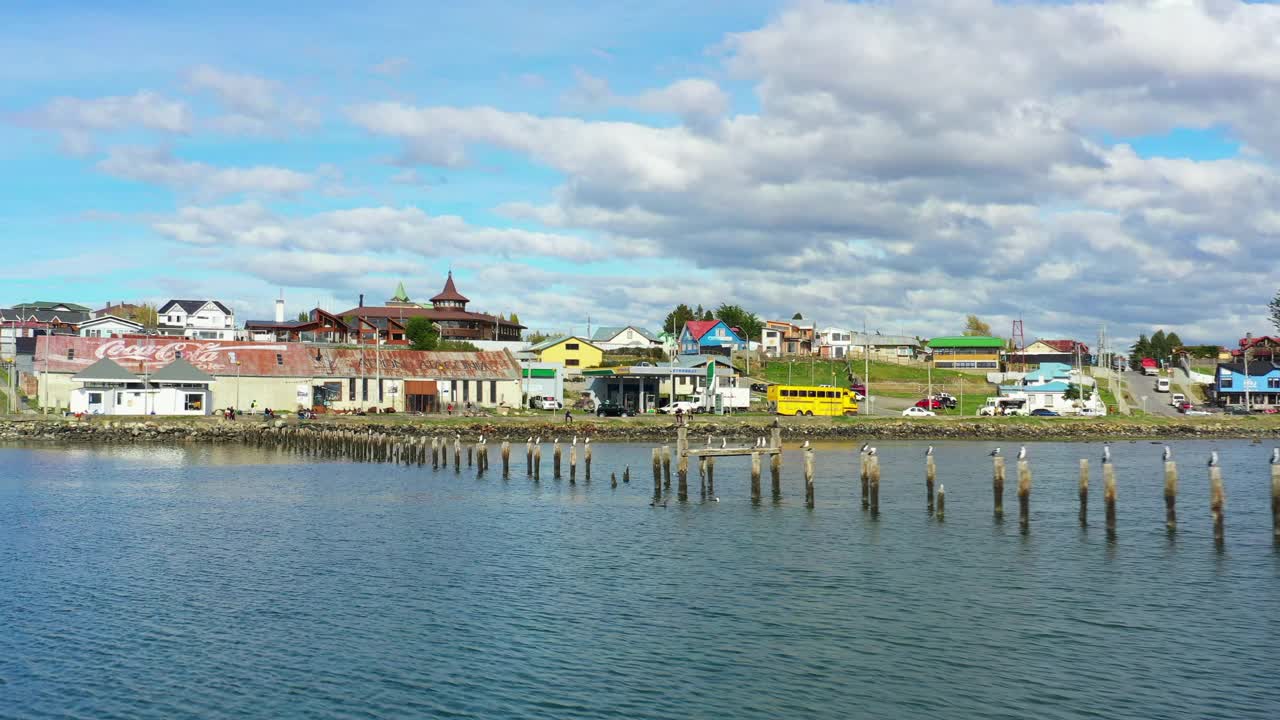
[1150,329,1167,363]
[509,313,520,325]
[129,303,158,329]
[715,304,763,343]
[1270,290,1280,333]
[962,315,992,336]
[404,317,439,351]
[792,312,804,320]
[525,331,554,345]
[1166,332,1183,354]
[1063,383,1092,401]
[1129,333,1151,369]
[663,304,696,334]
[297,311,309,322]
[437,340,479,352]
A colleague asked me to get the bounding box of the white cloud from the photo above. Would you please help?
[187,65,318,135]
[372,57,410,76]
[98,147,315,198]
[566,71,729,129]
[22,91,191,154]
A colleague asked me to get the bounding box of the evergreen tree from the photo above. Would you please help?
[1150,329,1168,362]
[1270,289,1280,333]
[715,304,763,342]
[1129,333,1150,369]
[792,312,804,320]
[509,313,520,325]
[404,317,439,351]
[297,311,309,322]
[663,304,696,334]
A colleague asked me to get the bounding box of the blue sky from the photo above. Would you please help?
[4,0,1280,348]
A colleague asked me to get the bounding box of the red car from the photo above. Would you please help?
[915,398,945,410]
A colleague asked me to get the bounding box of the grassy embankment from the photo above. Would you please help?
[755,358,994,416]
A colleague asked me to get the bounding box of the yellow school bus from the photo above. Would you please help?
[767,384,859,416]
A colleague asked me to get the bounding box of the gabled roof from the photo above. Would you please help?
[72,358,139,382]
[430,272,469,303]
[13,301,91,312]
[683,320,725,341]
[591,325,658,342]
[148,358,215,384]
[158,299,233,315]
[530,335,601,353]
[928,336,1005,349]
[1217,361,1280,376]
[79,314,144,330]
[1031,339,1090,354]
[391,281,411,303]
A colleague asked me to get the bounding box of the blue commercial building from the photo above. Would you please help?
[1215,361,1280,408]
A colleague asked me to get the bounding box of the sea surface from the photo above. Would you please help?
[2,439,1278,719]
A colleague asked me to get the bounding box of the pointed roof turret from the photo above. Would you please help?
[390,281,411,304]
[430,271,469,305]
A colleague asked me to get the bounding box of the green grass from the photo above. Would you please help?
[758,359,989,388]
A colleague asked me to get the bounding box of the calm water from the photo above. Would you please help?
[2,439,1278,719]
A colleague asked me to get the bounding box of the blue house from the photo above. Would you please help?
[1215,361,1280,408]
[679,320,746,356]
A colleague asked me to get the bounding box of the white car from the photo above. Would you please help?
[1170,393,1186,407]
[1184,408,1210,416]
[660,400,701,414]
[902,406,936,418]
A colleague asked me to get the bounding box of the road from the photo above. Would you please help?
[1117,370,1183,416]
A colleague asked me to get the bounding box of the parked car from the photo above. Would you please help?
[1227,406,1251,416]
[596,402,633,417]
[902,406,936,418]
[1185,408,1211,416]
[1078,407,1105,417]
[659,400,701,415]
[1176,401,1194,413]
[851,383,867,397]
[1170,393,1186,407]
[750,383,770,394]
[933,392,958,409]
[915,398,945,410]
[531,396,563,410]
[1030,409,1059,417]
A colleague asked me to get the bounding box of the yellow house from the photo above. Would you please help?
[531,335,604,372]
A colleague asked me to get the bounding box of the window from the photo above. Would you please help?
[174,351,182,359]
[349,377,356,400]
[275,353,283,365]
[566,359,580,366]
[378,380,384,403]
[184,393,203,411]
[116,392,123,404]
[490,381,496,402]
[808,390,817,398]
[88,392,102,404]
[565,343,580,351]
[463,381,470,403]
[67,348,75,360]
[1221,377,1233,389]
[1269,378,1280,389]
[363,379,369,401]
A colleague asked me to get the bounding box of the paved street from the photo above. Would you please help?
[1117,370,1183,416]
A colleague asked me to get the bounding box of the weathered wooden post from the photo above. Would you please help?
[1209,453,1225,547]
[992,454,1006,516]
[526,438,533,476]
[1017,454,1031,529]
[925,448,936,512]
[481,441,489,473]
[860,447,870,510]
[533,443,542,482]
[623,465,630,484]
[553,439,562,480]
[662,445,671,491]
[501,441,510,478]
[1163,449,1178,532]
[467,443,473,467]
[771,419,782,450]
[751,451,762,501]
[706,457,715,497]
[1078,459,1089,527]
[584,439,592,481]
[569,443,577,485]
[431,436,439,468]
[677,452,688,501]
[474,441,481,476]
[698,457,707,499]
[804,447,815,508]
[1272,450,1280,544]
[1103,458,1117,538]
[770,452,782,499]
[936,484,945,520]
[453,436,461,471]
[869,453,881,516]
[611,471,617,488]
[652,448,662,496]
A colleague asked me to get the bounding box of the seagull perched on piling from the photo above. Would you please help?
[1017,446,1027,460]
[867,447,878,457]
[527,436,532,443]
[802,440,810,449]
[1163,446,1172,462]
[1209,450,1219,468]
[1272,448,1279,465]
[860,443,870,454]
[572,436,577,445]
[989,447,1001,457]
[721,437,728,449]
[926,446,934,457]
[1102,445,1111,464]
[535,436,541,444]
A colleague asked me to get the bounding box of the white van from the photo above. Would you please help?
[1155,378,1171,393]
[1170,393,1186,407]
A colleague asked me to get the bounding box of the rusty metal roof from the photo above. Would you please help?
[37,335,520,380]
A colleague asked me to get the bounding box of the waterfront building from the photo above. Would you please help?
[761,319,815,357]
[926,336,1005,371]
[590,325,661,351]
[529,335,604,373]
[338,273,524,344]
[1214,360,1280,409]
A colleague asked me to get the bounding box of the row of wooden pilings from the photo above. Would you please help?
[242,426,1280,543]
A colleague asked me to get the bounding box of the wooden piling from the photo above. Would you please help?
[1103,462,1117,537]
[623,465,630,484]
[553,440,562,480]
[860,449,870,510]
[1017,459,1031,529]
[526,439,533,476]
[677,453,688,501]
[706,457,715,497]
[662,445,671,490]
[1078,459,1089,527]
[992,456,1005,516]
[467,444,473,467]
[869,455,881,516]
[652,448,662,496]
[501,441,510,478]
[569,445,577,485]
[533,444,542,482]
[611,471,617,488]
[926,455,936,512]
[698,457,707,499]
[453,437,461,471]
[936,484,945,520]
[1209,463,1225,547]
[770,420,782,450]
[1272,461,1280,544]
[751,451,762,501]
[770,452,782,499]
[481,442,489,473]
[1164,460,1178,532]
[584,442,592,481]
[804,447,815,508]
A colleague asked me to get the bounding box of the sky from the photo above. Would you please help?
[3,0,1280,351]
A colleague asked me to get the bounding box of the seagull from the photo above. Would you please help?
[1209,450,1219,468]
[1272,448,1279,465]
[926,446,934,457]
[1162,446,1172,462]
[585,437,590,445]
[527,436,532,443]
[1017,446,1027,461]
[802,440,810,449]
[712,496,720,502]
[554,437,559,444]
[535,436,541,444]
[572,436,577,445]
[860,443,870,453]
[989,447,1001,457]
[479,435,484,444]
[1102,445,1111,464]
[721,437,728,449]
[867,447,878,457]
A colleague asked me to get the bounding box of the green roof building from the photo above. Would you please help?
[926,336,1005,371]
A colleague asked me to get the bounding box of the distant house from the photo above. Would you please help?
[927,336,1004,371]
[1214,361,1280,409]
[848,333,923,362]
[78,315,144,338]
[1230,335,1280,362]
[1007,339,1092,368]
[12,301,91,314]
[530,335,604,372]
[68,357,214,416]
[591,325,660,351]
[158,300,236,340]
[244,308,388,344]
[337,274,524,343]
[761,320,815,357]
[996,362,1103,415]
[680,320,746,356]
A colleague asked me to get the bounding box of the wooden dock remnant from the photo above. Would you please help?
[992,453,1005,516]
[868,451,881,516]
[1163,447,1177,532]
[936,484,945,520]
[925,447,936,512]
[751,451,762,502]
[1209,452,1225,547]
[1078,458,1089,527]
[804,447,815,508]
[1017,450,1031,530]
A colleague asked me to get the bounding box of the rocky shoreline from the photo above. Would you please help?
[3,416,1279,445]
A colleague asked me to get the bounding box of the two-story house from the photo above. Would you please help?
[680,320,746,356]
[157,300,237,340]
[1215,360,1280,409]
[761,320,815,357]
[927,336,1004,371]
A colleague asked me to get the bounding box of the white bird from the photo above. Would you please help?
[1017,446,1027,461]
[721,437,728,449]
[1272,448,1279,465]
[989,447,1001,457]
[585,437,590,445]
[479,435,484,444]
[867,447,878,457]
[1209,450,1219,468]
[712,497,720,502]
[527,436,532,443]
[860,443,870,453]
[802,440,810,449]
[535,436,541,444]
[926,446,934,457]
[554,437,559,444]
[1102,445,1111,464]
[572,436,578,445]
[1162,446,1172,462]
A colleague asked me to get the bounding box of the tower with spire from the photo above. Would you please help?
[387,281,414,307]
[429,271,469,311]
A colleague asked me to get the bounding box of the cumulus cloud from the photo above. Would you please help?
[345,0,1280,343]
[187,65,318,135]
[98,147,315,198]
[20,91,191,155]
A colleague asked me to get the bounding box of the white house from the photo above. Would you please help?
[591,325,661,351]
[817,327,852,359]
[78,315,144,338]
[158,300,236,340]
[69,357,213,416]
[995,362,1105,415]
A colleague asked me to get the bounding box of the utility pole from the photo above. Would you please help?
[863,317,871,415]
[1243,333,1253,411]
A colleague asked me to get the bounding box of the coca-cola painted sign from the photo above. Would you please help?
[93,339,287,371]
